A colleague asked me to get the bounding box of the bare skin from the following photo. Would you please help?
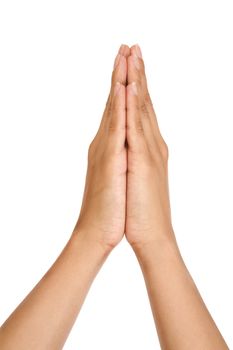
[74,44,130,249]
[0,45,130,350]
[0,44,229,349]
[126,45,173,247]
[125,45,228,350]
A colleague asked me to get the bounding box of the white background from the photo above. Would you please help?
[0,0,233,348]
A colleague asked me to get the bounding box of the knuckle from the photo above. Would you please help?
[108,120,118,132]
[126,117,144,134]
[144,92,153,106]
[103,137,122,156]
[135,118,144,133]
[111,71,116,85]
[102,149,118,169]
[137,102,149,118]
[141,156,155,174]
[140,58,145,71]
[108,101,117,115]
[160,140,169,160]
[140,103,148,114]
[105,94,110,108]
[108,123,125,133]
[136,76,142,87]
[88,139,96,159]
[129,73,141,88]
[111,70,126,86]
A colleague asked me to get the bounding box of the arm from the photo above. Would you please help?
[134,238,228,350]
[125,44,228,349]
[0,232,109,350]
[0,44,130,350]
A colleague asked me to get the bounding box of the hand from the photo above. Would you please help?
[125,45,175,248]
[74,45,130,250]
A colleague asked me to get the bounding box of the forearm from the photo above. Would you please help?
[0,230,110,350]
[0,46,128,350]
[133,234,228,350]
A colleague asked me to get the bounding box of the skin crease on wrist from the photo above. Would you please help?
[0,44,229,350]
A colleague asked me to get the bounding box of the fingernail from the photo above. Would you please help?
[114,82,121,96]
[119,44,126,55]
[132,54,140,69]
[114,53,121,69]
[131,82,138,95]
[135,44,142,58]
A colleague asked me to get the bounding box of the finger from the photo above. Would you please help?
[98,47,128,133]
[106,81,126,152]
[111,54,127,87]
[105,53,127,126]
[128,45,162,138]
[126,81,146,152]
[102,51,127,152]
[127,55,156,147]
[110,45,129,98]
[130,44,148,92]
[118,44,131,58]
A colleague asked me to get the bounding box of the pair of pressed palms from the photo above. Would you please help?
[0,44,228,349]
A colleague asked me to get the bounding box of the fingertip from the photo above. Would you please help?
[114,53,126,70]
[118,44,131,58]
[131,44,143,58]
[114,54,126,70]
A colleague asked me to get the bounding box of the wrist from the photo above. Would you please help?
[71,227,114,258]
[131,232,181,265]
